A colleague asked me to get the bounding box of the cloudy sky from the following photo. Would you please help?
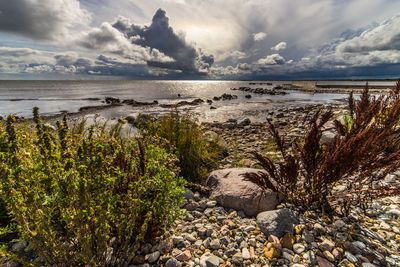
[1,0,400,80]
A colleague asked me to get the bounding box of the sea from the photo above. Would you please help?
[0,80,396,122]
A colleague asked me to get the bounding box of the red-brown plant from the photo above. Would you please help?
[243,81,400,213]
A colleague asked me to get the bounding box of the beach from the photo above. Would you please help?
[1,80,400,267]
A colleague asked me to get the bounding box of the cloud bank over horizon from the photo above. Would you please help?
[1,0,400,79]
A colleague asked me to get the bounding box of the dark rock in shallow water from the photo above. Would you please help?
[105,97,120,104]
[239,118,251,127]
[221,93,238,100]
[231,87,287,95]
[122,99,158,106]
[213,94,238,101]
[160,98,204,108]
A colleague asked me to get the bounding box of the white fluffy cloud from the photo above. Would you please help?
[271,42,287,51]
[253,32,267,42]
[257,54,285,65]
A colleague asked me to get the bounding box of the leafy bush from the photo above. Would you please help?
[0,108,185,265]
[243,82,400,213]
[140,111,225,182]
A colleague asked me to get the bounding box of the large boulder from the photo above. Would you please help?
[257,208,299,238]
[206,168,280,216]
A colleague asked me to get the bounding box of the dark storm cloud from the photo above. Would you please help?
[0,0,90,40]
[112,9,214,74]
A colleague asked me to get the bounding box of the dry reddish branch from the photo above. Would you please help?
[243,81,400,212]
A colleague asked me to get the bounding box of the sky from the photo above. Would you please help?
[0,0,400,80]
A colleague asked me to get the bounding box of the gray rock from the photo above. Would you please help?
[319,239,335,252]
[314,223,326,234]
[206,201,217,208]
[183,189,195,200]
[293,243,305,254]
[206,168,281,216]
[184,213,194,222]
[165,257,181,267]
[231,252,243,266]
[242,248,250,260]
[321,129,335,143]
[352,241,366,250]
[220,236,230,246]
[184,201,199,211]
[225,247,237,256]
[147,251,160,263]
[11,240,27,253]
[157,239,173,254]
[387,209,400,218]
[302,229,315,243]
[244,225,255,232]
[172,236,186,248]
[345,251,358,263]
[334,219,346,229]
[257,208,299,238]
[344,241,361,255]
[205,256,221,267]
[210,239,220,250]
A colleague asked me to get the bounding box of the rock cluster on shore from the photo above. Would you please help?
[231,87,287,95]
[125,180,400,267]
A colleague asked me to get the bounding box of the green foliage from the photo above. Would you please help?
[0,109,185,266]
[141,111,225,182]
[342,112,354,130]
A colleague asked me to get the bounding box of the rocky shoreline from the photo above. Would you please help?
[2,87,400,267]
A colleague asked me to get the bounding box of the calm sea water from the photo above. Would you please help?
[0,80,394,119]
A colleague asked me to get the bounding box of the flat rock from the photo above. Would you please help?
[206,168,281,216]
[257,208,299,238]
[205,255,221,267]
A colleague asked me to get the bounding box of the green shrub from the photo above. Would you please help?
[140,111,225,182]
[0,108,185,266]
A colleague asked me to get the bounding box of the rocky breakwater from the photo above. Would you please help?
[231,87,288,95]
